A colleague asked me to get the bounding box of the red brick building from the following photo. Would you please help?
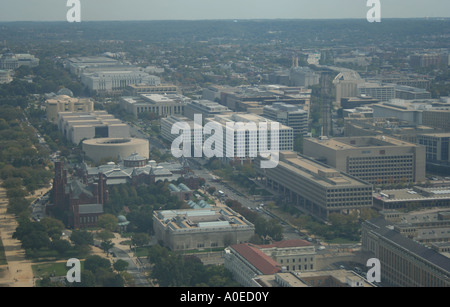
[52,161,107,228]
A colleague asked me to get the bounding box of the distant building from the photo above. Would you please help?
[45,95,94,123]
[344,117,435,144]
[394,84,431,100]
[303,135,426,184]
[417,133,450,168]
[152,208,255,251]
[0,69,12,84]
[81,70,161,94]
[0,53,39,70]
[340,95,379,110]
[120,93,189,118]
[373,186,450,211]
[357,83,396,101]
[124,83,178,96]
[184,100,231,123]
[333,70,364,106]
[262,103,309,136]
[289,67,320,87]
[422,110,450,131]
[409,53,446,68]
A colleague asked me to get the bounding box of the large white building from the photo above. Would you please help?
[203,113,294,162]
[262,103,308,136]
[57,111,130,144]
[0,53,39,70]
[81,70,161,94]
[120,93,189,118]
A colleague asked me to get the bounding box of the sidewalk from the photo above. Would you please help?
[0,185,34,287]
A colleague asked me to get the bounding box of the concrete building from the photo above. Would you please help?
[357,83,396,101]
[333,70,365,106]
[304,136,426,185]
[82,137,149,164]
[152,207,255,251]
[81,70,161,94]
[409,53,446,68]
[124,83,178,96]
[373,187,450,211]
[377,209,450,247]
[64,56,122,76]
[224,239,316,287]
[184,100,231,123]
[254,151,373,221]
[361,216,450,287]
[204,113,294,161]
[422,110,450,131]
[161,115,195,145]
[120,93,189,118]
[394,85,432,100]
[0,69,12,84]
[57,111,129,144]
[0,53,39,70]
[289,67,320,87]
[371,100,424,125]
[344,117,435,144]
[45,95,94,123]
[340,95,379,110]
[417,133,450,169]
[262,103,309,136]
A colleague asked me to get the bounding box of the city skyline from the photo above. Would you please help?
[0,0,450,22]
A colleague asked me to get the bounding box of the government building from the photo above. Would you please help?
[153,208,255,251]
[303,135,426,185]
[254,151,373,221]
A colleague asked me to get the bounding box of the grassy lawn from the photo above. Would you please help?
[32,261,85,278]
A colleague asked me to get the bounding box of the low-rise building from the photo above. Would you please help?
[153,208,255,252]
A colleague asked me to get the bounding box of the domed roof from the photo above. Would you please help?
[57,87,74,97]
[124,152,147,161]
[117,215,128,223]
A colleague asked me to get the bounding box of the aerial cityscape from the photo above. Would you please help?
[0,0,449,293]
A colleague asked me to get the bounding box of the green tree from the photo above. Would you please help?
[70,230,94,246]
[113,259,129,272]
[97,214,119,232]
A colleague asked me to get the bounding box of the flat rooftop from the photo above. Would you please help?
[375,187,450,202]
[306,135,418,150]
[154,207,253,232]
[275,151,370,188]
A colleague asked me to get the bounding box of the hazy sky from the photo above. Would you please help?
[0,0,449,22]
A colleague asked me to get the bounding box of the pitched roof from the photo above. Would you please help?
[256,239,312,249]
[231,243,281,275]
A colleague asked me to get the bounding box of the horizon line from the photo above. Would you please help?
[1,17,450,23]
